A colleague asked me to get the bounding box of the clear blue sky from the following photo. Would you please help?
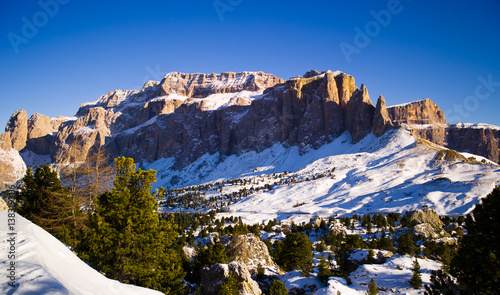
[1,0,499,127]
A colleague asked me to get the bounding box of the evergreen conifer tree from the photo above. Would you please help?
[270,279,289,295]
[366,278,379,295]
[79,157,184,294]
[278,232,313,276]
[17,165,84,246]
[409,258,422,289]
[219,272,239,295]
[318,255,332,284]
[449,187,500,294]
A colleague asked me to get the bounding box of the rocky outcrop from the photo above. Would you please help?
[226,234,279,271]
[414,223,450,239]
[26,113,67,155]
[0,148,26,191]
[446,123,500,164]
[385,98,500,162]
[405,209,443,227]
[4,109,28,151]
[160,72,284,98]
[200,261,261,295]
[345,84,375,142]
[0,132,12,151]
[387,99,446,145]
[52,107,115,163]
[372,95,394,137]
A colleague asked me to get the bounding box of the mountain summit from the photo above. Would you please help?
[1,70,499,189]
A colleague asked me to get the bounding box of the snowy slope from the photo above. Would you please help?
[0,211,162,295]
[316,256,440,294]
[146,128,500,224]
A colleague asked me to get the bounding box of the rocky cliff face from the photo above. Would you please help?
[1,70,499,187]
[446,123,500,164]
[387,98,447,145]
[386,100,500,163]
[200,261,261,295]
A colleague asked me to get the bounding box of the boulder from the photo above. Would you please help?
[0,148,26,191]
[226,234,279,271]
[414,223,450,239]
[200,261,261,295]
[405,209,444,227]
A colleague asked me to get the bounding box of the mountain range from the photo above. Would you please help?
[1,70,499,210]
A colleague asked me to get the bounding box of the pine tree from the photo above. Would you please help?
[424,269,460,295]
[269,279,289,295]
[397,232,417,255]
[219,272,239,295]
[79,157,184,294]
[277,232,313,276]
[318,255,332,284]
[366,278,379,295]
[449,187,500,294]
[409,258,422,289]
[17,165,84,247]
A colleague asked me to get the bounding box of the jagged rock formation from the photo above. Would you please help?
[200,261,261,295]
[372,95,394,137]
[414,223,450,239]
[226,234,280,272]
[160,72,283,98]
[1,69,499,188]
[387,98,447,145]
[405,209,444,227]
[345,84,375,142]
[5,109,28,151]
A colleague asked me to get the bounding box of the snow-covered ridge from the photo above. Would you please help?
[148,128,499,224]
[452,122,500,131]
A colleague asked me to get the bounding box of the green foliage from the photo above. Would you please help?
[17,165,84,247]
[219,272,239,295]
[191,242,229,283]
[423,240,455,268]
[318,255,333,284]
[78,157,184,294]
[397,232,418,255]
[366,278,379,295]
[269,279,289,295]
[449,187,500,294]
[424,269,460,295]
[17,165,62,218]
[409,258,422,289]
[277,232,313,276]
